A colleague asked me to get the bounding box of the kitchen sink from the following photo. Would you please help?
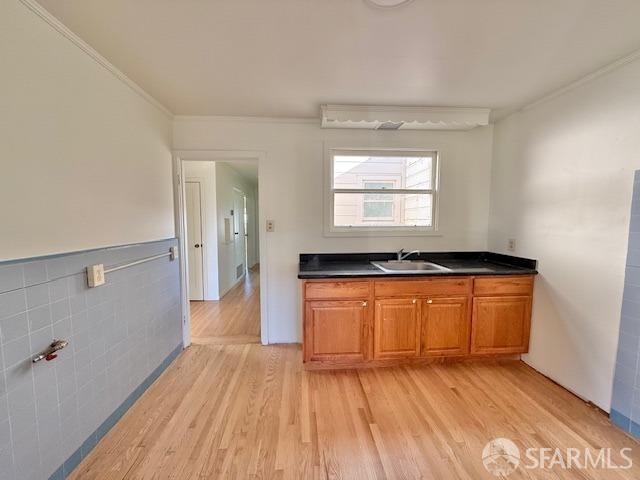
[371,260,451,273]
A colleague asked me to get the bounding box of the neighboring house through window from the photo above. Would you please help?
[363,181,395,221]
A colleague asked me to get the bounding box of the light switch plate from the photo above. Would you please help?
[266,219,275,232]
[87,264,105,288]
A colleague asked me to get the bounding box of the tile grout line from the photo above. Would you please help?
[0,337,17,480]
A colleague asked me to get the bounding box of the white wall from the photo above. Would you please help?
[488,57,640,411]
[183,161,219,300]
[215,162,258,296]
[0,0,175,261]
[174,117,494,342]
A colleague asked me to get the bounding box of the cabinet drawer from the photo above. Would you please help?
[473,276,534,296]
[305,281,370,300]
[374,277,471,297]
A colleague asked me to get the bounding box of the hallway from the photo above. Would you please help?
[190,265,260,345]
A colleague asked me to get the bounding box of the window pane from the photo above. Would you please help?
[334,193,433,227]
[333,155,433,190]
[364,201,393,218]
[364,182,394,202]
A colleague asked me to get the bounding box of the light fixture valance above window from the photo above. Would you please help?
[321,105,491,131]
[364,0,415,8]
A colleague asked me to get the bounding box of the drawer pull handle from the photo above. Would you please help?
[426,299,433,304]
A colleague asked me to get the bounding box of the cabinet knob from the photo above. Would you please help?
[426,299,433,304]
[412,299,417,304]
[362,301,367,307]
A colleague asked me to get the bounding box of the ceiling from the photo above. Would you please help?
[37,0,640,119]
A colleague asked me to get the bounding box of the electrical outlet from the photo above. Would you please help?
[87,264,105,288]
[507,238,516,252]
[266,219,275,232]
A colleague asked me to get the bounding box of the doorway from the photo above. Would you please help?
[179,158,262,346]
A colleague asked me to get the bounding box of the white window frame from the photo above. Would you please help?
[325,147,440,237]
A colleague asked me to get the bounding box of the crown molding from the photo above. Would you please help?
[494,47,640,122]
[173,114,319,125]
[18,0,173,118]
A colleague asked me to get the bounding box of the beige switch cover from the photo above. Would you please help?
[87,264,105,288]
[266,219,275,232]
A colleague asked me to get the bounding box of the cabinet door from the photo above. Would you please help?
[470,296,531,354]
[374,299,420,359]
[304,300,369,362]
[421,297,470,356]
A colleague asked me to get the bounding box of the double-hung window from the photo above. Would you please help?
[328,149,438,234]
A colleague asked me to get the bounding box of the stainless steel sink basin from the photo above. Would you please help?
[371,260,451,273]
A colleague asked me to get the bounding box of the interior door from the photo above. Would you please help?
[233,189,246,279]
[185,181,204,300]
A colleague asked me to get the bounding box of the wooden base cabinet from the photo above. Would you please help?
[374,299,421,359]
[304,300,370,363]
[421,297,469,357]
[470,296,531,354]
[302,275,534,368]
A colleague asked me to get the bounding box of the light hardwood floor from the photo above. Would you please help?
[190,265,260,344]
[70,343,639,479]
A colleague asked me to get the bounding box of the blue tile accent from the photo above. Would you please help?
[51,343,182,479]
[612,171,640,439]
[611,409,631,431]
[62,449,81,478]
[609,409,631,432]
[0,238,182,479]
[0,238,176,270]
[48,466,64,480]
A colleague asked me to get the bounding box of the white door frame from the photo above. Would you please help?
[173,149,268,347]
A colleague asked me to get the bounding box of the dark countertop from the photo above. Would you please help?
[298,251,538,279]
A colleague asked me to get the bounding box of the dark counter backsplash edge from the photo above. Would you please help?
[299,251,538,270]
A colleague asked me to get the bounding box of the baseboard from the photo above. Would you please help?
[610,409,640,439]
[48,343,183,480]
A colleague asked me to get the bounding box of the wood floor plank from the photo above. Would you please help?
[68,344,640,480]
[190,266,260,343]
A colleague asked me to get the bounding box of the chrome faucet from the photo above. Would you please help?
[396,248,420,261]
